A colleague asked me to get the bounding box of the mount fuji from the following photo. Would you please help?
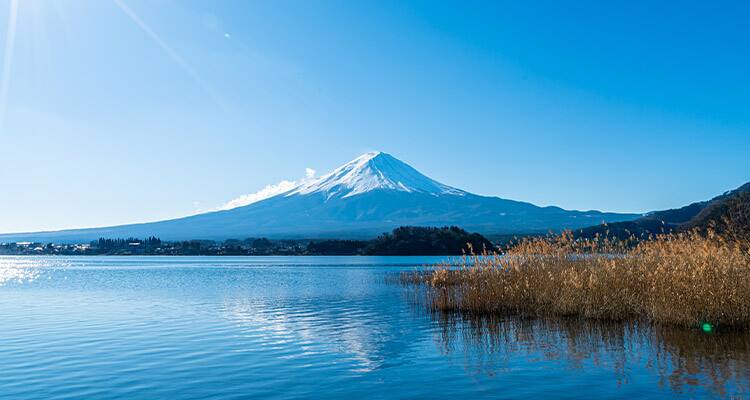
[0,152,639,242]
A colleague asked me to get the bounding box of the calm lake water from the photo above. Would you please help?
[1,256,748,399]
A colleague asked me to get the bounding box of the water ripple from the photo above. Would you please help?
[0,256,747,399]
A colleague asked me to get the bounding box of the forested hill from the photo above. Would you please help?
[577,182,750,240]
[364,226,494,255]
[306,226,494,256]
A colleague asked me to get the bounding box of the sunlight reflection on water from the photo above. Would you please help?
[0,256,748,399]
[0,257,47,285]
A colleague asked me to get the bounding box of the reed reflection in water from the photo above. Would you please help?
[429,312,750,397]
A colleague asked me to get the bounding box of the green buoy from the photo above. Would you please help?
[701,322,714,333]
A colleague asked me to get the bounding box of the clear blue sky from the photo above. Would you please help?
[0,0,748,233]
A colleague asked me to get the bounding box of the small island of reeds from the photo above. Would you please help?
[401,227,750,330]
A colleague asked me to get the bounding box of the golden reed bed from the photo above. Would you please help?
[401,230,750,329]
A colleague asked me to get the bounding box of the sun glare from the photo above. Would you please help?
[0,0,19,130]
[0,0,225,130]
[112,0,224,108]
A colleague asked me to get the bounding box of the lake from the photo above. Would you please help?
[1,256,748,399]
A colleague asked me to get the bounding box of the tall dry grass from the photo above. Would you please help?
[402,230,750,329]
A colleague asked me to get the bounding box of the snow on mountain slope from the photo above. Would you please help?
[286,152,466,199]
[0,151,641,242]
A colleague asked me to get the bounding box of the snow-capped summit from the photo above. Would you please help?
[0,151,640,242]
[287,151,465,199]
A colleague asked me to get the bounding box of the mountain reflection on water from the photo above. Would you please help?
[1,256,748,399]
[220,296,419,374]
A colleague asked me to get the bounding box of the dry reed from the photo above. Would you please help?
[401,230,750,329]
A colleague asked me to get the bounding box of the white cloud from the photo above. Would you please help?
[220,168,316,210]
[221,180,297,210]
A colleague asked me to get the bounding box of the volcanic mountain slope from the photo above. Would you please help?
[0,152,639,242]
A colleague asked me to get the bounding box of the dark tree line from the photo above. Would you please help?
[306,240,369,255]
[364,226,494,255]
[6,227,495,256]
[93,236,161,250]
[306,226,494,256]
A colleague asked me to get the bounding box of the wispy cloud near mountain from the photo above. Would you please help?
[220,167,317,210]
[0,152,640,242]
